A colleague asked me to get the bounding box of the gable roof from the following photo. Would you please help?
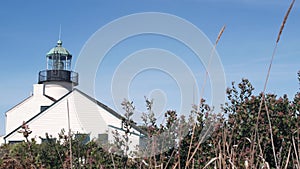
[4,89,147,141]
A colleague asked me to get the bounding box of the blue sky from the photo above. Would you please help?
[0,0,299,136]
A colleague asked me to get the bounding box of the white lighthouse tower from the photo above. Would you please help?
[38,40,78,100]
[4,40,79,138]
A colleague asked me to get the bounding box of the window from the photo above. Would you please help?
[98,133,108,145]
[139,135,147,149]
[40,137,56,143]
[40,106,50,112]
[75,133,90,145]
[8,140,23,144]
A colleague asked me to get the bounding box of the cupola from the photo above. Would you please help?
[38,40,78,86]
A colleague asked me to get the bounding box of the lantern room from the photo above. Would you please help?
[38,40,78,86]
[46,40,72,70]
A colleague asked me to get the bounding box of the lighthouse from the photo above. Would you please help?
[2,39,144,151]
[38,40,78,100]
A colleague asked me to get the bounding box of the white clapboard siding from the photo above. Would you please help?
[5,84,54,134]
[70,91,108,138]
[6,92,84,143]
[4,89,144,154]
[0,136,4,145]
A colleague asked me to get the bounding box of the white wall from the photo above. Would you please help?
[5,84,54,134]
[0,136,4,145]
[5,90,143,154]
[44,81,73,100]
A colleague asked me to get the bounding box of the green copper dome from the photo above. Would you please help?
[46,40,72,59]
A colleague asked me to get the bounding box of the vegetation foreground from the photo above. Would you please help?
[0,73,299,168]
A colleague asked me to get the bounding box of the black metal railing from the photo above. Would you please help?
[38,70,78,85]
